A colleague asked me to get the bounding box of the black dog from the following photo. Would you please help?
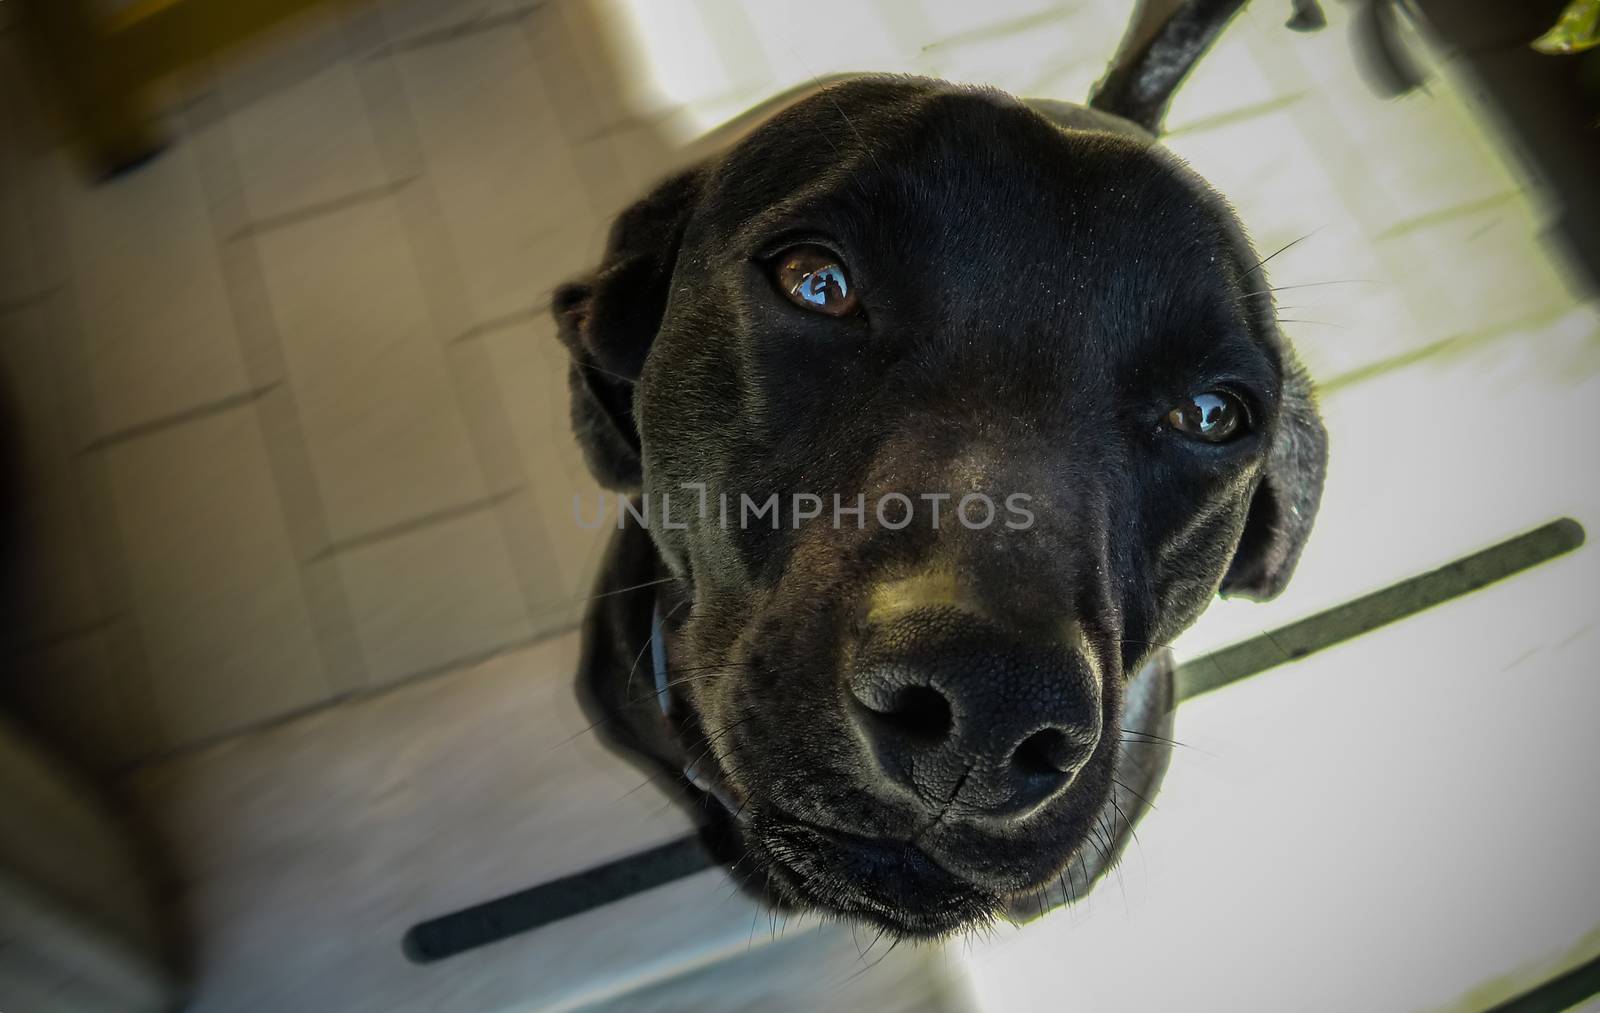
[553,4,1327,940]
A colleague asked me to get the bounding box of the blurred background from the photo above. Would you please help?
[0,0,1597,1010]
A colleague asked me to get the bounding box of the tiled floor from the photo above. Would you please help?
[0,0,1596,1009]
[1,0,614,764]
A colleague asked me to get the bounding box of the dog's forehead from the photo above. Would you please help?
[715,84,1220,236]
[693,86,1248,355]
[703,84,1242,311]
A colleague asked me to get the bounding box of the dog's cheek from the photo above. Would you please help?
[634,300,748,542]
[1126,461,1257,647]
[690,676,753,792]
[733,606,873,819]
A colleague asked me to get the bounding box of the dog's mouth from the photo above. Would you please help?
[744,811,1003,938]
[661,687,1002,937]
[670,711,1014,937]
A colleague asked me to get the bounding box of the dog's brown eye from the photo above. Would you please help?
[772,245,857,316]
[1166,391,1246,442]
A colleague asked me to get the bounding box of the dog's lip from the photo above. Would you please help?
[752,809,1001,935]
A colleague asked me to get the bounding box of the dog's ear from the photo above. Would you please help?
[1220,350,1328,600]
[552,167,705,489]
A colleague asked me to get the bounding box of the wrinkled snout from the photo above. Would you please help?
[846,596,1102,821]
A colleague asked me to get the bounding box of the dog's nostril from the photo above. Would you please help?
[1013,727,1076,776]
[871,685,953,744]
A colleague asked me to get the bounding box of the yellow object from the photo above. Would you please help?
[20,0,334,174]
[1532,0,1600,55]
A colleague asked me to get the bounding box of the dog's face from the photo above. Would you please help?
[555,78,1326,938]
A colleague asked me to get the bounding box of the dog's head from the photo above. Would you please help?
[554,77,1326,938]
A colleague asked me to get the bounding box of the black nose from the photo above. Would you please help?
[847,609,1101,818]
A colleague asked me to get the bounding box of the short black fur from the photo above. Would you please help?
[552,30,1326,940]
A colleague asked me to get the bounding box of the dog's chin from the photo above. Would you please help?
[735,811,1004,939]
